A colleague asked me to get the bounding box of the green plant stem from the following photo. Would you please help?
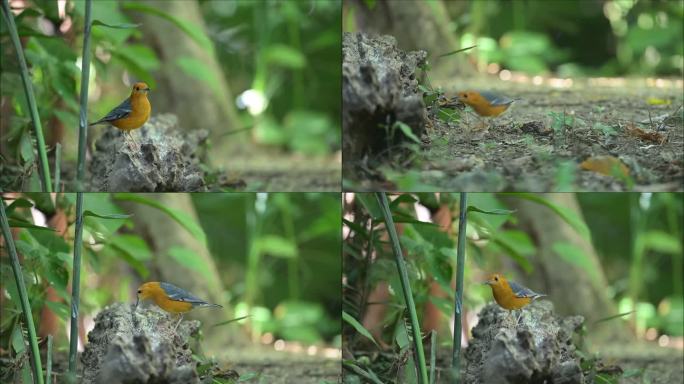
[1,0,52,192]
[69,193,85,373]
[76,0,92,188]
[0,199,44,384]
[452,192,467,380]
[54,143,61,192]
[46,335,53,384]
[429,330,436,384]
[376,192,428,384]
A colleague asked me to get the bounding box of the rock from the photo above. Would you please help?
[342,32,427,173]
[89,114,208,191]
[464,301,585,384]
[81,303,203,384]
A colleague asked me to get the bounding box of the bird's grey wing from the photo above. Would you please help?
[160,282,207,304]
[509,281,543,298]
[97,98,132,123]
[478,90,515,106]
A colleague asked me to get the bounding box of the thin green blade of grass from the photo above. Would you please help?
[593,311,635,325]
[438,45,477,58]
[1,0,52,192]
[376,192,429,384]
[0,199,44,384]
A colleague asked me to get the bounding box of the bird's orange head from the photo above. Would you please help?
[135,281,161,308]
[131,82,151,96]
[483,273,507,288]
[457,90,480,104]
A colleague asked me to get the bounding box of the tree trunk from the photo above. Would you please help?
[505,193,630,342]
[128,0,242,153]
[121,193,247,347]
[349,0,472,78]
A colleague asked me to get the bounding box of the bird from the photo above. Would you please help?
[483,273,545,324]
[89,82,151,149]
[456,90,518,129]
[135,281,222,331]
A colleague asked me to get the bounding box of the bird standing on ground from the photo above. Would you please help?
[484,273,545,324]
[89,82,151,149]
[456,90,518,129]
[135,281,222,331]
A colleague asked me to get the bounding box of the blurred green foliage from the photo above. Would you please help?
[200,0,341,155]
[453,0,683,76]
[1,192,340,369]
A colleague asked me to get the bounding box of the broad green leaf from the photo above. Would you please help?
[642,230,681,255]
[5,198,33,213]
[113,194,207,245]
[46,301,70,321]
[511,193,590,241]
[110,235,152,261]
[167,246,218,289]
[552,242,601,286]
[122,2,213,53]
[175,57,222,99]
[263,44,306,69]
[254,235,297,258]
[343,311,378,347]
[8,219,54,231]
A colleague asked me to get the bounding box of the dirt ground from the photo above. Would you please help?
[223,346,341,383]
[349,77,683,192]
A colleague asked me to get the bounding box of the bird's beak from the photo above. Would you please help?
[482,280,493,286]
[134,295,139,310]
[144,88,150,92]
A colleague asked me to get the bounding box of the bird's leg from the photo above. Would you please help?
[173,313,184,332]
[516,310,523,325]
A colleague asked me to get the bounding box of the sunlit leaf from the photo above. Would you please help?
[254,235,297,258]
[83,210,131,220]
[92,20,140,29]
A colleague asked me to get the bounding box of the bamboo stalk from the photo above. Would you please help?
[68,193,85,373]
[1,0,52,192]
[75,0,92,188]
[375,192,428,384]
[0,199,44,384]
[451,193,468,381]
[46,334,53,384]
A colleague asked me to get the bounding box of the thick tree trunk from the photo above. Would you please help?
[505,193,629,342]
[128,0,242,152]
[349,0,472,78]
[121,193,247,347]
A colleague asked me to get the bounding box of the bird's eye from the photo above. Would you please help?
[494,276,498,281]
[135,87,139,91]
[463,94,468,98]
[137,290,141,294]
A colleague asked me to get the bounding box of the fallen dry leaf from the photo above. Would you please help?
[626,125,666,143]
[580,155,630,177]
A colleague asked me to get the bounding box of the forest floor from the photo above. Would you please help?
[348,77,683,192]
[221,148,341,191]
[223,346,340,383]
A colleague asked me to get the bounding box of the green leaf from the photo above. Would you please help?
[175,57,222,99]
[110,235,152,261]
[342,310,378,347]
[212,315,250,327]
[121,2,214,53]
[511,193,591,241]
[167,246,218,288]
[552,242,601,286]
[262,44,306,69]
[642,230,681,255]
[91,20,140,29]
[438,44,477,57]
[467,206,515,215]
[5,198,34,213]
[113,193,207,245]
[393,121,421,144]
[83,210,131,220]
[254,235,297,258]
[8,219,55,231]
[45,301,69,321]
